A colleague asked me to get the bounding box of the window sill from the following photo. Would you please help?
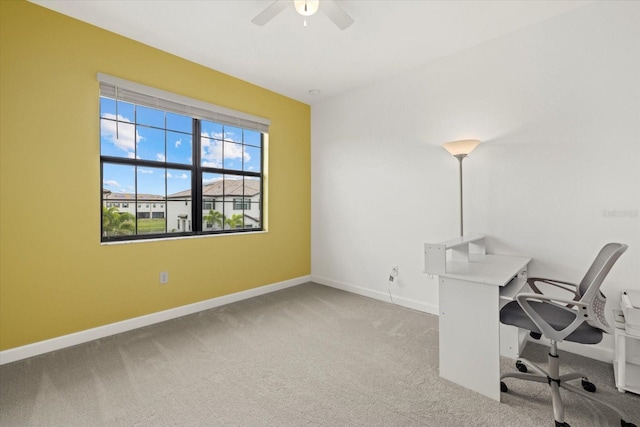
[100,230,268,246]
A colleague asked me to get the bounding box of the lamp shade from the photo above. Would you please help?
[294,0,320,16]
[442,139,481,156]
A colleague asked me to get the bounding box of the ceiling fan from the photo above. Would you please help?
[252,0,354,30]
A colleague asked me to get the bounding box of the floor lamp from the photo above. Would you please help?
[442,139,481,237]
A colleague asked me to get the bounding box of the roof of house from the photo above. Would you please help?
[169,179,260,199]
[104,192,165,201]
[102,179,260,201]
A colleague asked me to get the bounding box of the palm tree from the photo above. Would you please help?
[204,210,224,230]
[102,206,135,236]
[225,214,244,229]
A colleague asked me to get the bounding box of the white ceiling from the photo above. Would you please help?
[31,0,592,105]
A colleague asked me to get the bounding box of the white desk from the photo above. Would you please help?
[614,327,640,394]
[425,236,530,401]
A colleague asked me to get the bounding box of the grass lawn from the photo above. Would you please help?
[137,218,166,234]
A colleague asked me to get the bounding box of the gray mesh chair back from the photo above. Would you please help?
[578,243,628,334]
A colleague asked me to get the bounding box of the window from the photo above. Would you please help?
[99,74,269,241]
[233,198,251,210]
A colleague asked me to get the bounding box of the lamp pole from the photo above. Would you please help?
[455,154,466,237]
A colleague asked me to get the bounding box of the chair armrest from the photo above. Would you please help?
[515,292,587,342]
[527,278,580,307]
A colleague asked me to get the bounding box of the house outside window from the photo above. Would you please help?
[233,198,251,210]
[99,74,268,241]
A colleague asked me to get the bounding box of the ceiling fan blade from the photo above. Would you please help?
[323,0,354,30]
[251,0,289,26]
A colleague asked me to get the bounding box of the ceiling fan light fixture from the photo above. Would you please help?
[294,0,319,17]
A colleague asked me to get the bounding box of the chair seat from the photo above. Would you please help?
[500,300,603,344]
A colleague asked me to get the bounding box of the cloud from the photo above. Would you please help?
[201,133,250,168]
[156,153,166,162]
[175,139,182,148]
[104,180,121,188]
[138,168,154,174]
[101,114,142,156]
[166,172,189,179]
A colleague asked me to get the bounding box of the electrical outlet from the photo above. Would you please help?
[159,271,169,284]
[391,265,398,277]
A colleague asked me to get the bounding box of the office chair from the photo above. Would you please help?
[499,243,636,427]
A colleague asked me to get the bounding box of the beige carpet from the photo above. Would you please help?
[1,282,638,426]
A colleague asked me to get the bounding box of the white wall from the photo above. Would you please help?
[311,2,640,357]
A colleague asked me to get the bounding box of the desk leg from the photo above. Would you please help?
[439,277,501,401]
[616,328,627,392]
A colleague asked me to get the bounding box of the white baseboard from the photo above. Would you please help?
[0,276,310,365]
[311,275,439,316]
[311,276,614,363]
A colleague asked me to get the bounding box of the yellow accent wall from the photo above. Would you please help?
[0,1,311,351]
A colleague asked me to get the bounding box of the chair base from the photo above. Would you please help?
[500,341,636,427]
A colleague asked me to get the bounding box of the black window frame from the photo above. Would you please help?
[99,80,266,243]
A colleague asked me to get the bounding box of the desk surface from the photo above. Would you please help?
[439,254,531,287]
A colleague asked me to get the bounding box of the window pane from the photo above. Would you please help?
[137,166,165,196]
[223,141,244,170]
[201,121,222,138]
[244,178,261,229]
[167,169,191,195]
[223,204,243,229]
[101,120,136,158]
[244,130,261,147]
[137,127,165,162]
[220,177,243,230]
[102,163,136,237]
[100,97,116,117]
[167,169,191,234]
[202,173,223,230]
[100,98,135,121]
[167,131,192,165]
[117,101,135,122]
[224,126,242,141]
[100,98,135,122]
[136,105,164,128]
[201,136,222,168]
[166,112,191,133]
[136,198,166,234]
[103,163,135,196]
[244,145,261,172]
[137,166,166,234]
[202,202,223,231]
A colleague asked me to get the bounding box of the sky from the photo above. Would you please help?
[100,97,262,197]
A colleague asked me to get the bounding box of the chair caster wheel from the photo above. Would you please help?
[530,331,542,340]
[516,360,528,373]
[555,421,570,427]
[500,381,508,393]
[621,420,637,427]
[581,379,596,393]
